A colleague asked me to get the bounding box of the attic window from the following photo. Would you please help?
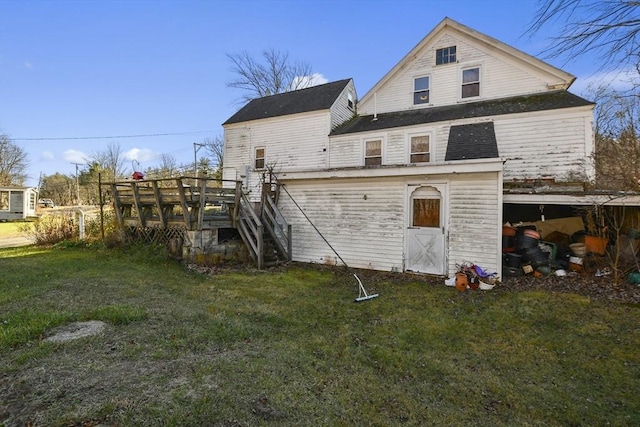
[255,147,265,169]
[364,139,382,166]
[413,76,430,105]
[347,92,354,109]
[436,46,456,65]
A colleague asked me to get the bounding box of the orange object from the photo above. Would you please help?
[455,272,468,292]
[579,235,608,255]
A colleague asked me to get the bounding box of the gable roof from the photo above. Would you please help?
[331,91,593,136]
[445,122,498,161]
[359,17,576,107]
[223,78,352,125]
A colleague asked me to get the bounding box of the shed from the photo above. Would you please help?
[0,187,38,221]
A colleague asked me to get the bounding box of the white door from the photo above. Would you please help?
[406,185,446,275]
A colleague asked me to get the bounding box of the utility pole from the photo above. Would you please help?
[193,142,206,185]
[71,162,82,205]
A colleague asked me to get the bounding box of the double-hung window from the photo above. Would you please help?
[364,139,382,166]
[413,76,430,105]
[462,67,480,98]
[254,147,265,169]
[410,135,430,163]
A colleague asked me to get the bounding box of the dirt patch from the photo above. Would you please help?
[44,320,107,343]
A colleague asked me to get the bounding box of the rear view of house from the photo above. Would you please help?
[222,18,597,276]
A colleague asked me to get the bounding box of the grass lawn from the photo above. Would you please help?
[1,245,639,426]
[0,221,28,238]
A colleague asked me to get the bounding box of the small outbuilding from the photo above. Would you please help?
[0,186,38,221]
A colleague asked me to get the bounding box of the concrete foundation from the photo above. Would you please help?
[182,229,247,264]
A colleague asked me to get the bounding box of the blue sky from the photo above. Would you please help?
[0,0,624,187]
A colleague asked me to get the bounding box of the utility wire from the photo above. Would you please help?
[13,130,215,141]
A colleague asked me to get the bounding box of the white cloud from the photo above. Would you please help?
[63,149,89,164]
[40,150,55,161]
[290,73,329,90]
[570,68,638,96]
[123,147,157,162]
[23,61,32,69]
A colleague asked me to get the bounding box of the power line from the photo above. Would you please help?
[13,130,216,141]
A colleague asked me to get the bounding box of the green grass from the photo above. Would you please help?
[0,221,27,238]
[1,246,639,426]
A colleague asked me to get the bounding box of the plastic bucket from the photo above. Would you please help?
[569,243,587,257]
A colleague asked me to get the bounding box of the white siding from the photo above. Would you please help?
[447,173,501,275]
[278,171,501,276]
[330,80,357,130]
[328,107,593,183]
[223,111,332,199]
[495,110,592,182]
[359,31,551,115]
[278,178,407,271]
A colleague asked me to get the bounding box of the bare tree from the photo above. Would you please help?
[204,135,224,170]
[91,142,126,182]
[587,82,640,190]
[227,48,314,102]
[0,133,29,186]
[526,0,640,74]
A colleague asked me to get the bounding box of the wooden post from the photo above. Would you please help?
[131,181,145,227]
[198,176,207,230]
[257,222,264,270]
[111,183,124,226]
[287,224,292,261]
[152,180,167,228]
[176,178,191,229]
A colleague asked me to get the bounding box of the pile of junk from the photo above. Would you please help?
[501,215,640,281]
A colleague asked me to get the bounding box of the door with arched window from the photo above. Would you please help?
[406,184,447,275]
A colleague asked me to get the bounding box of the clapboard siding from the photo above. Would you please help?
[495,111,590,181]
[327,107,591,183]
[330,80,357,130]
[224,111,332,199]
[448,174,501,274]
[359,31,550,115]
[278,178,406,271]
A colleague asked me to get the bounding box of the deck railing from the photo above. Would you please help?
[107,176,239,230]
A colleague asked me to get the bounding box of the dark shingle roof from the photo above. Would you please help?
[445,122,498,161]
[330,91,593,136]
[223,79,352,125]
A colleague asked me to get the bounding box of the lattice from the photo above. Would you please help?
[124,225,186,245]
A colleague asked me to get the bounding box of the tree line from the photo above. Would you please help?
[0,135,223,206]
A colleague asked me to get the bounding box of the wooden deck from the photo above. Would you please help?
[108,177,242,230]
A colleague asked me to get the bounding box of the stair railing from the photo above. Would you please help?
[261,189,292,262]
[236,191,264,269]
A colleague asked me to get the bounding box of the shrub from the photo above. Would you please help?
[23,214,78,246]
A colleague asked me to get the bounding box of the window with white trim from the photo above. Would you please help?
[462,67,480,98]
[413,76,430,105]
[436,46,456,65]
[410,135,430,163]
[254,147,265,169]
[347,92,354,110]
[364,139,382,166]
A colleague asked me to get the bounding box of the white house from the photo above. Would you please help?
[222,18,597,276]
[0,187,38,221]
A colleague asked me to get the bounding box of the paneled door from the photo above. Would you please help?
[406,184,447,275]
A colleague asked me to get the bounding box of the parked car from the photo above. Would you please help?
[38,198,55,208]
